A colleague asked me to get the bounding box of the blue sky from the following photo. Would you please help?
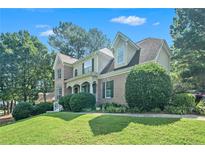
[0,9,175,50]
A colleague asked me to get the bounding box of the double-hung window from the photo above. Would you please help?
[57,69,61,79]
[102,80,114,98]
[82,58,94,74]
[57,87,62,99]
[84,60,92,74]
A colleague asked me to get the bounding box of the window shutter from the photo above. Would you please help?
[111,80,114,98]
[92,58,94,72]
[102,82,105,98]
[82,63,84,74]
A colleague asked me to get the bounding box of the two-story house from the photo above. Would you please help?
[53,32,171,105]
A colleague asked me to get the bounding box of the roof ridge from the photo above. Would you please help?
[58,52,78,60]
[136,37,165,45]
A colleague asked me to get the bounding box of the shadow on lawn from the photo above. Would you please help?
[44,112,84,121]
[89,115,180,136]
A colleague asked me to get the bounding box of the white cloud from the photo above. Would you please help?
[36,24,50,28]
[110,16,146,26]
[153,22,160,26]
[40,30,54,37]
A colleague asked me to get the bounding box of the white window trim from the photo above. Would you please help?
[84,60,92,74]
[104,81,112,99]
[57,69,61,79]
[117,45,124,65]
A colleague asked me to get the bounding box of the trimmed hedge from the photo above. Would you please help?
[125,62,172,111]
[12,102,33,121]
[165,93,196,114]
[32,102,53,115]
[58,94,73,111]
[69,92,96,112]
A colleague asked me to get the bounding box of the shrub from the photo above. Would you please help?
[100,102,128,113]
[195,100,205,115]
[125,62,172,111]
[127,107,141,113]
[165,93,195,114]
[69,92,96,112]
[32,102,53,115]
[58,94,73,111]
[164,105,189,114]
[150,107,162,113]
[12,102,33,121]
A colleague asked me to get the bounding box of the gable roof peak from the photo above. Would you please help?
[112,31,141,49]
[58,52,78,64]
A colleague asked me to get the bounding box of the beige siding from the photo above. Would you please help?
[54,58,64,100]
[113,36,137,69]
[97,73,128,105]
[64,64,73,79]
[97,53,113,73]
[156,45,170,71]
[54,57,73,99]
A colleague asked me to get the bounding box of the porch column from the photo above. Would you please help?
[90,82,93,94]
[79,85,81,92]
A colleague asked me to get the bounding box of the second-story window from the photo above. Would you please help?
[84,60,92,74]
[74,69,78,77]
[57,69,61,79]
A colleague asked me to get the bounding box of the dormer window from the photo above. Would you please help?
[117,45,124,64]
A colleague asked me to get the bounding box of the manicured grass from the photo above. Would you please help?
[0,112,205,144]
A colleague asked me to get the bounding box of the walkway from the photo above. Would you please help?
[74,112,205,121]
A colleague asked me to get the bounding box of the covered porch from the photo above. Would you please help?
[65,76,98,97]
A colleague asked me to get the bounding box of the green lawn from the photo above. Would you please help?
[0,112,205,144]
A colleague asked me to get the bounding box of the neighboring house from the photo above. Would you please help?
[53,32,171,105]
[36,92,55,103]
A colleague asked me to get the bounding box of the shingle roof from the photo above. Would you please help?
[136,38,164,63]
[59,53,78,64]
[99,48,114,58]
[100,38,164,74]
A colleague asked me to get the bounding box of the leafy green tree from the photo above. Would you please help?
[0,31,54,109]
[48,22,110,58]
[170,9,205,92]
[87,28,110,53]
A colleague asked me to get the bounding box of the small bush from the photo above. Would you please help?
[165,93,195,114]
[32,102,53,115]
[195,100,205,115]
[150,107,162,113]
[127,107,141,113]
[69,92,96,112]
[12,102,33,121]
[59,94,73,111]
[125,62,172,111]
[99,102,128,113]
[164,105,189,114]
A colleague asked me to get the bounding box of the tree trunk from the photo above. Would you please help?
[2,100,6,115]
[24,94,27,102]
[10,100,14,113]
[6,101,10,114]
[43,92,46,103]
